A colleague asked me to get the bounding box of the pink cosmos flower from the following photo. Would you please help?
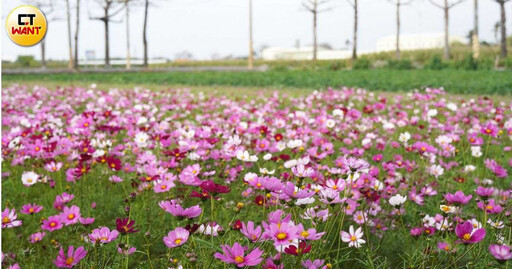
[30,232,46,244]
[20,204,43,214]
[444,191,472,205]
[88,227,119,244]
[2,208,22,228]
[477,199,503,214]
[59,205,81,225]
[53,246,87,268]
[264,221,299,247]
[154,179,175,193]
[297,224,325,240]
[79,217,95,225]
[45,161,63,172]
[291,164,314,178]
[158,200,201,219]
[117,245,136,255]
[455,221,486,244]
[302,259,326,269]
[214,242,263,268]
[480,122,498,137]
[241,221,263,242]
[283,182,315,199]
[475,186,494,198]
[489,244,512,260]
[163,227,190,248]
[42,215,63,231]
[109,175,123,183]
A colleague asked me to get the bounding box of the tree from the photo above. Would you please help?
[124,0,132,70]
[142,0,150,68]
[347,0,358,60]
[428,0,466,60]
[74,0,80,69]
[248,0,254,69]
[90,0,124,68]
[492,0,510,58]
[302,0,332,63]
[388,0,412,60]
[30,0,56,69]
[472,0,479,58]
[65,0,73,69]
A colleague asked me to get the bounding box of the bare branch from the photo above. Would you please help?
[346,0,355,8]
[428,0,444,9]
[448,0,466,8]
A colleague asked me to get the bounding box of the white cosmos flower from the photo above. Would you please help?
[295,197,315,206]
[22,171,39,186]
[284,159,298,169]
[325,119,335,128]
[244,172,257,182]
[341,225,365,248]
[446,102,458,111]
[389,194,407,206]
[333,109,344,118]
[137,116,148,125]
[287,139,303,149]
[259,168,275,175]
[263,153,272,160]
[135,132,149,148]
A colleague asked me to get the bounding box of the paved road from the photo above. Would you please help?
[2,66,268,75]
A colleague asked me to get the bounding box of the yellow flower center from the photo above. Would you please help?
[276,232,287,240]
[50,222,56,227]
[350,235,357,241]
[35,147,40,151]
[463,233,471,241]
[332,185,338,190]
[29,208,34,213]
[67,214,75,220]
[2,217,10,224]
[161,185,167,190]
[235,256,244,264]
[301,231,310,238]
[174,238,182,245]
[65,257,74,265]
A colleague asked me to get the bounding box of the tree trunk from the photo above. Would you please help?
[352,0,358,60]
[248,0,254,69]
[104,8,110,68]
[41,39,46,69]
[472,0,479,59]
[74,0,80,69]
[66,0,73,69]
[125,0,131,70]
[499,0,507,58]
[313,8,317,63]
[143,0,149,68]
[443,0,450,60]
[396,0,400,60]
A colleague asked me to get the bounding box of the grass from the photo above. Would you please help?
[3,69,512,95]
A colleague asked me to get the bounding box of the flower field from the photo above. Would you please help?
[1,84,512,268]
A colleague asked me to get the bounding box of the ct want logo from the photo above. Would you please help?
[6,5,47,47]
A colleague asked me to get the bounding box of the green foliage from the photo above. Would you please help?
[15,55,37,67]
[386,59,413,70]
[352,58,372,70]
[3,69,512,95]
[425,55,446,70]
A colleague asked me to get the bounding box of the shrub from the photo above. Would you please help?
[386,59,413,70]
[425,55,446,70]
[352,58,371,70]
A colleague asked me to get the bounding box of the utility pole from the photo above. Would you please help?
[248,0,254,70]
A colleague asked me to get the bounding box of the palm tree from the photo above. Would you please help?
[74,0,80,69]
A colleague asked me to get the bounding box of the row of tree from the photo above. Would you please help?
[31,0,511,69]
[302,0,510,63]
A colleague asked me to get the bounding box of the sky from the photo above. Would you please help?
[1,0,509,61]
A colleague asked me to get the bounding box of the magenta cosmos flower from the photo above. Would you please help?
[214,242,263,268]
[443,191,472,205]
[88,227,119,244]
[2,208,22,228]
[455,221,486,244]
[59,205,81,226]
[42,215,64,231]
[20,204,43,214]
[53,246,88,268]
[163,227,189,248]
[158,200,201,219]
[489,244,512,260]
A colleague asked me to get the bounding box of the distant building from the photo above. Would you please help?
[262,46,367,61]
[376,33,466,52]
